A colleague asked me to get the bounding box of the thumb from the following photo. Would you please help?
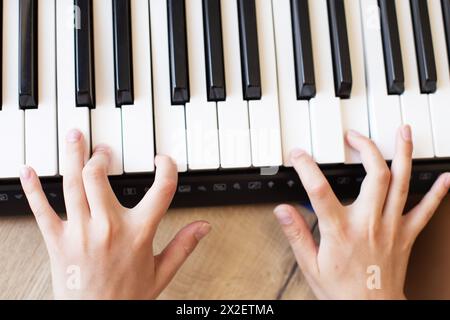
[274,204,318,276]
[154,221,211,292]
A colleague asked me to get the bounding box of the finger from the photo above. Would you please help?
[346,130,391,216]
[290,149,343,224]
[82,145,120,218]
[154,221,211,292]
[403,173,450,239]
[383,125,413,222]
[63,129,90,221]
[134,155,177,231]
[274,204,318,276]
[20,166,62,243]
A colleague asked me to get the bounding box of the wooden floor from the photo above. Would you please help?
[1,197,450,300]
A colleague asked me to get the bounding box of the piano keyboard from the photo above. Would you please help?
[1,0,450,213]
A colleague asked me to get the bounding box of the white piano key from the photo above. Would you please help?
[361,0,402,160]
[0,0,24,178]
[185,0,220,170]
[341,0,369,164]
[249,0,282,167]
[56,0,91,176]
[396,0,434,159]
[218,0,252,169]
[309,0,345,164]
[25,0,58,176]
[121,0,154,173]
[149,0,188,172]
[272,0,311,166]
[91,0,123,175]
[428,0,450,157]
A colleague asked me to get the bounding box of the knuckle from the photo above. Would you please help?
[33,201,49,220]
[375,167,391,184]
[23,179,37,195]
[428,191,442,207]
[82,163,105,182]
[63,176,81,193]
[358,137,377,153]
[132,233,150,252]
[132,223,156,250]
[95,221,116,248]
[405,141,414,155]
[308,181,329,200]
[395,178,410,195]
[156,177,178,196]
[365,138,378,151]
[173,233,195,257]
[399,237,414,253]
[402,137,414,149]
[368,222,381,241]
[366,141,384,159]
[363,218,388,244]
[286,227,306,244]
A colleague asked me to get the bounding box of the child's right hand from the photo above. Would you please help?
[274,125,450,299]
[20,129,211,299]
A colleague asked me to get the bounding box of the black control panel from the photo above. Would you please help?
[0,160,449,215]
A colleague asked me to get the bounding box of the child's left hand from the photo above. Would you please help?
[20,129,211,299]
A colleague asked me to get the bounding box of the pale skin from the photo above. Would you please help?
[274,125,450,299]
[19,126,449,300]
[19,129,211,299]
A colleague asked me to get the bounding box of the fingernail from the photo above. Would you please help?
[290,149,306,159]
[66,129,82,143]
[93,144,111,154]
[274,208,294,226]
[347,130,362,138]
[20,166,31,180]
[401,125,412,142]
[195,223,212,241]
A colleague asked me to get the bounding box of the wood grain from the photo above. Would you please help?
[0,203,316,300]
[1,195,449,300]
[0,215,53,299]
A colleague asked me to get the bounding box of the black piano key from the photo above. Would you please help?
[290,0,315,100]
[19,0,38,109]
[168,0,190,105]
[74,0,95,108]
[203,0,226,102]
[410,0,437,94]
[443,0,450,67]
[327,0,352,99]
[378,0,404,95]
[112,0,134,106]
[237,0,261,100]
